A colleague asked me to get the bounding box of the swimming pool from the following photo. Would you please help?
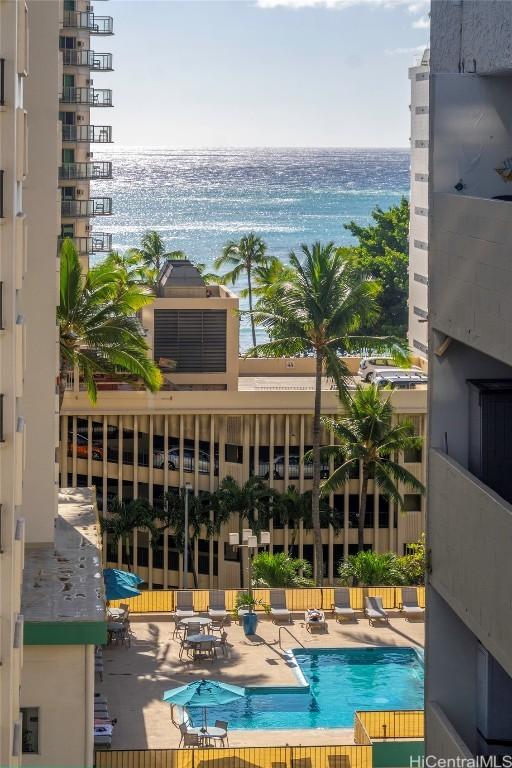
[189,647,424,730]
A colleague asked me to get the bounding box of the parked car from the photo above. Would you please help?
[373,371,428,389]
[153,446,213,473]
[367,365,423,383]
[358,357,397,382]
[262,455,329,480]
[67,433,103,460]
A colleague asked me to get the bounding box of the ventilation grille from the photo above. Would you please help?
[154,310,227,373]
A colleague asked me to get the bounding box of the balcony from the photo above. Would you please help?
[59,233,112,255]
[61,197,112,218]
[430,193,512,367]
[62,12,113,35]
[59,161,112,180]
[429,448,512,677]
[62,124,112,143]
[61,50,113,71]
[60,87,112,107]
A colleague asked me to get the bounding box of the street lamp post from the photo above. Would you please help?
[183,482,192,589]
[229,528,271,601]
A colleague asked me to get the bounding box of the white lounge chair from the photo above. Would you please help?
[175,590,196,618]
[400,587,425,620]
[332,588,356,622]
[364,596,389,625]
[208,590,228,620]
[270,589,292,624]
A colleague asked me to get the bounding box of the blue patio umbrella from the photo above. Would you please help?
[103,568,144,600]
[163,679,245,728]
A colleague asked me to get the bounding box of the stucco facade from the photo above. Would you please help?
[426,0,512,758]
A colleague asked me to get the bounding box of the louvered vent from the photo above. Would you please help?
[154,310,227,373]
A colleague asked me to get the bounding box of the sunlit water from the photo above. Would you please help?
[188,646,424,730]
[92,148,409,350]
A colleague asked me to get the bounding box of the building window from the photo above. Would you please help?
[404,446,422,463]
[413,339,428,355]
[413,306,428,319]
[403,494,422,512]
[348,544,372,556]
[224,542,239,562]
[21,708,39,754]
[225,444,243,464]
[198,538,209,575]
[413,273,428,286]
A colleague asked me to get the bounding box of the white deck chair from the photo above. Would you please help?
[270,589,292,624]
[364,596,389,626]
[400,587,425,620]
[208,590,228,619]
[332,588,356,622]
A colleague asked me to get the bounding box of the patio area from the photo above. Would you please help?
[97,612,424,750]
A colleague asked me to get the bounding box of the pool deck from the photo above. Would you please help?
[98,612,424,750]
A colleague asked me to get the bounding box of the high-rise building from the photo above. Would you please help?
[0,2,107,765]
[59,0,113,269]
[426,0,512,757]
[408,48,429,361]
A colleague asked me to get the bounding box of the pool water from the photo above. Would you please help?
[189,647,424,730]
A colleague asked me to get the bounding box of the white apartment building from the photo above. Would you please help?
[408,48,429,360]
[427,0,512,758]
[0,2,107,766]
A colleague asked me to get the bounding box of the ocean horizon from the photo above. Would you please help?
[92,146,410,349]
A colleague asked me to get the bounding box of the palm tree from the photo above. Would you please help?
[100,497,159,572]
[250,242,405,584]
[135,230,185,275]
[251,551,314,588]
[214,233,268,349]
[58,238,163,404]
[212,476,276,587]
[320,384,426,551]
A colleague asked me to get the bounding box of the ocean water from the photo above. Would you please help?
[188,647,424,730]
[92,147,409,349]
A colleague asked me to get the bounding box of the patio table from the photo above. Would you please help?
[188,726,227,745]
[186,633,217,661]
[180,617,211,628]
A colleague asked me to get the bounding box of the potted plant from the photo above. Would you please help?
[235,592,267,636]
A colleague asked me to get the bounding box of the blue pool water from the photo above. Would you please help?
[189,647,424,730]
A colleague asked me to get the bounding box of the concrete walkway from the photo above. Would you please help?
[98,612,424,750]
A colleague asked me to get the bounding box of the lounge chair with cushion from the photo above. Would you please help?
[332,588,356,622]
[270,589,292,624]
[175,590,196,618]
[400,587,425,620]
[364,596,389,625]
[208,590,228,620]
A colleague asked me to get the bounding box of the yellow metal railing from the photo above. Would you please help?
[94,744,372,768]
[354,710,424,743]
[108,586,425,614]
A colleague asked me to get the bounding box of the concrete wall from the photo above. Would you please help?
[426,703,473,760]
[428,450,512,680]
[20,644,93,768]
[430,0,512,76]
[22,0,60,543]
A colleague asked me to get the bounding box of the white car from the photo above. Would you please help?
[358,357,398,382]
[153,446,213,473]
[373,371,428,389]
[368,366,423,383]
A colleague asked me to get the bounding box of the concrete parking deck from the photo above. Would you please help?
[97,613,424,750]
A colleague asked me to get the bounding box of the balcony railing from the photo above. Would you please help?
[60,87,112,107]
[61,197,113,218]
[59,233,112,255]
[62,124,112,143]
[62,12,114,35]
[59,161,112,180]
[62,50,113,71]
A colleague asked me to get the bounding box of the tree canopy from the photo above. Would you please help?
[344,197,409,338]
